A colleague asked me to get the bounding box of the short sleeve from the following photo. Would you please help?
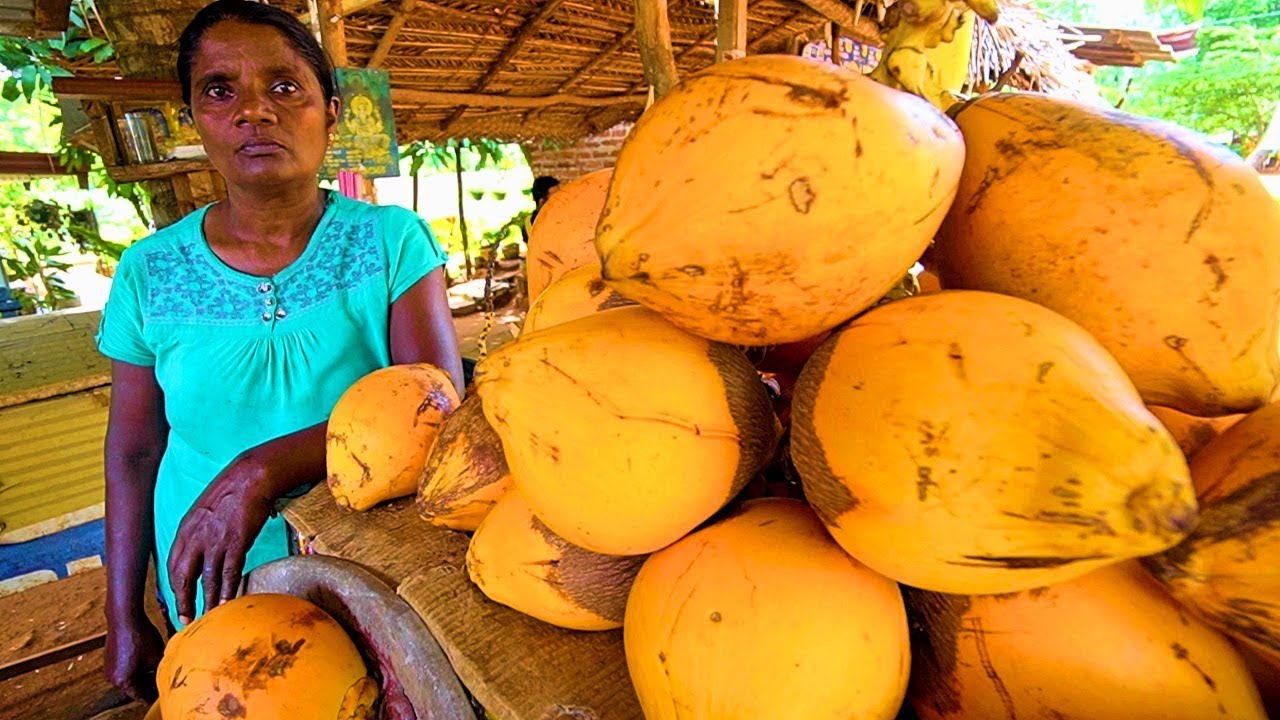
[95,247,155,366]
[385,208,448,302]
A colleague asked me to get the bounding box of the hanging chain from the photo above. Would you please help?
[476,244,499,362]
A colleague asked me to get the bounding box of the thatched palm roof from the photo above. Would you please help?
[279,0,834,141]
[71,0,1095,142]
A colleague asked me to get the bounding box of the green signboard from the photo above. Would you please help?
[322,68,400,180]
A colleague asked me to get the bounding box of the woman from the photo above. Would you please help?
[97,0,462,701]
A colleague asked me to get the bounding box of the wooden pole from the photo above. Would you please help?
[454,144,472,278]
[716,0,748,63]
[635,0,679,100]
[318,0,349,67]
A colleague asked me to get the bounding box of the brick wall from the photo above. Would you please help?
[525,122,633,183]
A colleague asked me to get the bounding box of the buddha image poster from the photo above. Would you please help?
[323,68,401,180]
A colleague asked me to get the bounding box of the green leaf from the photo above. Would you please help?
[1,81,21,102]
[79,37,106,52]
[92,45,114,63]
[1144,0,1204,20]
[18,65,38,101]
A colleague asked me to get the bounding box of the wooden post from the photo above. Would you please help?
[317,0,349,67]
[826,21,841,64]
[635,0,679,100]
[715,0,748,63]
[454,144,472,278]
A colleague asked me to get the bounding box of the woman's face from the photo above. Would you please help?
[188,21,339,189]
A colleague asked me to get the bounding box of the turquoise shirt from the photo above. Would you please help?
[96,191,447,626]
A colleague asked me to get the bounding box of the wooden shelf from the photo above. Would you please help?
[105,159,214,183]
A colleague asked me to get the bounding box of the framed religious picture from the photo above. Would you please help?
[322,68,401,180]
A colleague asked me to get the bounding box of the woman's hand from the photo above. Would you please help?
[166,456,275,625]
[166,422,328,624]
[104,612,165,702]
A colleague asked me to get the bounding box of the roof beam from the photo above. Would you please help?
[748,10,806,51]
[791,0,880,44]
[580,23,715,133]
[0,151,81,177]
[394,88,646,109]
[439,0,566,135]
[555,27,637,94]
[366,0,416,69]
[51,76,181,101]
[518,26,638,125]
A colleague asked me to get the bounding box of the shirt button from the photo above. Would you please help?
[258,282,272,293]
[265,297,274,307]
[275,307,287,319]
[261,311,272,322]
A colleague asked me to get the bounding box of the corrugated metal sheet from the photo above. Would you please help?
[0,311,110,545]
[0,388,109,544]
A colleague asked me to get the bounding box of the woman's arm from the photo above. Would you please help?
[103,360,168,700]
[166,422,326,624]
[390,267,464,395]
[170,267,461,621]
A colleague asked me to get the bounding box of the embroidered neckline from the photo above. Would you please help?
[141,194,382,325]
[193,189,339,284]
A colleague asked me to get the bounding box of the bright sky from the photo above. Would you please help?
[1090,0,1152,24]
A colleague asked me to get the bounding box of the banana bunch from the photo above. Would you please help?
[869,0,1000,110]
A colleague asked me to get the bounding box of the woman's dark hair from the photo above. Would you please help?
[531,175,561,204]
[177,0,336,106]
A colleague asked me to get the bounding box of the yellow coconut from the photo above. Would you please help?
[327,364,461,511]
[1145,401,1280,668]
[467,492,645,631]
[157,594,377,720]
[909,562,1265,720]
[523,264,636,334]
[625,498,910,719]
[1149,405,1244,463]
[417,394,512,531]
[527,168,613,299]
[792,290,1196,595]
[475,306,777,555]
[596,54,964,346]
[934,91,1280,416]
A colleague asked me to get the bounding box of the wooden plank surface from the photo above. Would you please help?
[0,567,165,720]
[0,309,110,410]
[1,568,109,669]
[284,488,458,586]
[399,569,641,720]
[283,485,642,720]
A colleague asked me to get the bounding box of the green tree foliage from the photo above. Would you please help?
[1121,2,1280,153]
[0,0,113,103]
[1039,0,1280,155]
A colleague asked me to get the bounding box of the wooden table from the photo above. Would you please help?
[0,567,166,720]
[283,485,642,720]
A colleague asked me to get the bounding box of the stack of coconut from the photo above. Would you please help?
[325,54,1280,719]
